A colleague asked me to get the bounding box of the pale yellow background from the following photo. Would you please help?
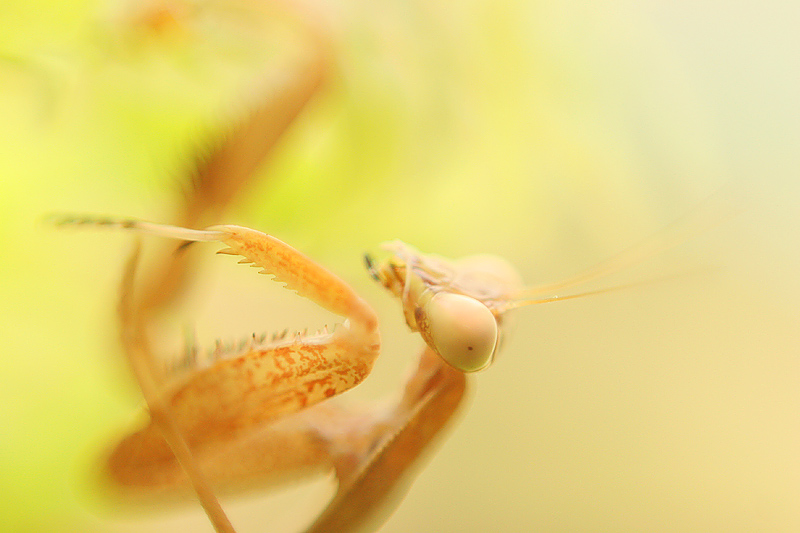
[1,0,798,532]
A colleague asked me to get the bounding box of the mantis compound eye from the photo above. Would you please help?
[424,292,498,373]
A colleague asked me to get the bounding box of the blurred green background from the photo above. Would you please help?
[1,0,799,531]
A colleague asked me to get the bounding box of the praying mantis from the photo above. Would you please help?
[60,212,702,533]
[56,1,724,532]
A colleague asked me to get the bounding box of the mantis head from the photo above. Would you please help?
[365,241,519,373]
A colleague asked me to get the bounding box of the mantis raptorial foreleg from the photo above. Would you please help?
[85,219,380,490]
[304,347,467,533]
